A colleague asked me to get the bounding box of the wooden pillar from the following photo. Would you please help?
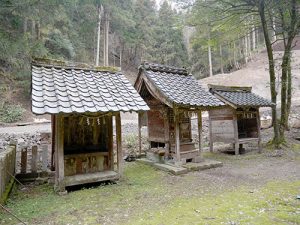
[31,145,38,173]
[116,113,123,175]
[20,147,27,174]
[197,111,202,158]
[107,116,114,170]
[138,111,142,156]
[257,109,262,153]
[55,115,65,191]
[174,108,181,162]
[208,112,213,152]
[233,112,239,155]
[51,115,55,171]
[164,108,170,158]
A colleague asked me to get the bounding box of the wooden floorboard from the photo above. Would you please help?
[64,170,119,187]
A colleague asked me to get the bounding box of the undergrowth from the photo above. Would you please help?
[0,103,25,123]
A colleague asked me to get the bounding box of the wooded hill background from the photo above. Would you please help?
[0,0,273,122]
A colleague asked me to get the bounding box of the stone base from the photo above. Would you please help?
[136,158,223,175]
[182,159,223,171]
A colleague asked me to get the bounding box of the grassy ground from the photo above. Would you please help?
[1,150,300,225]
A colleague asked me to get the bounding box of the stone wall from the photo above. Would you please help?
[0,144,16,203]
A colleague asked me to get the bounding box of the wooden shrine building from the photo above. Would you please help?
[208,85,274,155]
[31,62,149,191]
[134,63,224,164]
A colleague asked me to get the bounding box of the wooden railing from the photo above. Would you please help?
[0,143,16,204]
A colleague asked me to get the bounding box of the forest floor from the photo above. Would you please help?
[1,142,300,225]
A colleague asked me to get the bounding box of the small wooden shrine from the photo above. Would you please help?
[134,63,224,164]
[31,62,149,191]
[208,85,274,155]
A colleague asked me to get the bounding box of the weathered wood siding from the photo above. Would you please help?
[209,107,235,143]
[148,109,165,142]
[0,144,16,203]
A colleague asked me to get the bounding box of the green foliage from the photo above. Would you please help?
[45,30,75,59]
[0,103,25,123]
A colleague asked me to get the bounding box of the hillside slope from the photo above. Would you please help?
[200,50,300,107]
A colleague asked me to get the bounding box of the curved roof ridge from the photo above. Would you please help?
[140,61,189,76]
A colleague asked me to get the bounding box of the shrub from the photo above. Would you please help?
[0,103,25,123]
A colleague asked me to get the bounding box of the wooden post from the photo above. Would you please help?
[138,111,142,156]
[174,108,181,162]
[208,112,213,152]
[31,145,38,173]
[55,115,65,191]
[197,111,202,158]
[51,115,55,171]
[20,147,27,174]
[164,108,170,158]
[107,116,114,170]
[233,112,239,155]
[115,113,123,175]
[257,109,262,153]
[41,145,48,172]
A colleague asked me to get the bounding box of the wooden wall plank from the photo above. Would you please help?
[31,145,38,173]
[20,147,27,174]
[116,113,123,175]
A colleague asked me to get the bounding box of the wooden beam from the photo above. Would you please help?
[20,147,27,174]
[256,109,262,153]
[55,115,65,191]
[233,112,239,155]
[174,108,181,162]
[107,116,114,170]
[197,111,202,158]
[115,113,123,175]
[31,145,38,173]
[138,111,142,156]
[51,115,55,171]
[164,108,170,158]
[208,112,213,152]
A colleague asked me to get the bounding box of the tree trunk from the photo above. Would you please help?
[286,57,292,129]
[279,0,297,137]
[96,5,102,66]
[272,13,277,42]
[244,36,248,63]
[219,44,224,73]
[252,25,256,50]
[247,32,251,58]
[103,9,109,66]
[258,0,280,146]
[36,20,40,40]
[208,38,213,76]
[233,41,238,69]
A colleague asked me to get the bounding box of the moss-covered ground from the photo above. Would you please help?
[1,150,300,225]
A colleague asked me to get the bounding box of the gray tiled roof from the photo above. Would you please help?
[141,63,224,108]
[32,64,149,115]
[210,86,273,107]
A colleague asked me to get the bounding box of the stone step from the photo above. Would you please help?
[153,163,188,175]
[182,159,223,171]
